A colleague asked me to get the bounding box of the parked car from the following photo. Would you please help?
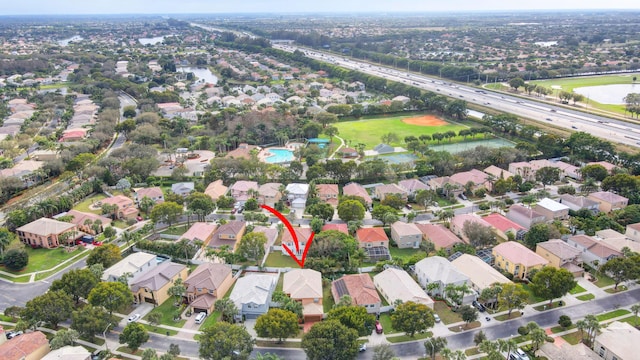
[375,320,383,334]
[358,343,367,352]
[405,204,413,210]
[472,300,486,312]
[433,314,441,323]
[458,193,468,200]
[6,330,23,339]
[127,313,141,323]
[136,216,143,221]
[92,241,103,246]
[514,348,530,360]
[91,350,105,360]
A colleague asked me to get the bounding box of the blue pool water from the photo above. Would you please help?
[265,148,294,163]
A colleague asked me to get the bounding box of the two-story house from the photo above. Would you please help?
[506,204,546,229]
[16,218,78,248]
[373,183,408,201]
[316,184,339,207]
[101,195,138,221]
[130,261,188,306]
[397,179,429,196]
[102,251,157,283]
[331,274,381,314]
[281,227,314,261]
[482,213,525,241]
[587,191,629,213]
[557,194,600,213]
[390,221,422,249]
[625,223,640,242]
[593,321,639,360]
[450,214,492,243]
[342,182,372,208]
[179,222,218,246]
[257,182,282,207]
[286,183,309,209]
[492,241,549,279]
[207,221,246,251]
[184,263,234,314]
[229,181,259,203]
[134,187,164,205]
[229,273,279,320]
[204,180,228,202]
[566,234,621,268]
[413,256,472,304]
[534,198,570,221]
[536,239,584,277]
[415,223,462,253]
[355,227,390,261]
[283,269,323,322]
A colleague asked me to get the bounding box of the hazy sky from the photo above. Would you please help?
[3,0,639,15]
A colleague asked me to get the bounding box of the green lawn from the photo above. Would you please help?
[521,283,545,304]
[389,247,422,261]
[618,316,640,327]
[0,243,86,275]
[143,298,187,328]
[495,312,522,321]
[551,324,576,334]
[323,281,336,313]
[596,309,630,322]
[577,293,595,301]
[605,285,627,294]
[386,330,433,343]
[448,321,481,332]
[561,331,583,345]
[378,313,399,334]
[569,284,586,294]
[433,301,463,325]
[73,194,107,214]
[591,272,616,288]
[161,225,190,236]
[333,115,467,149]
[143,323,178,336]
[255,340,302,348]
[533,301,564,311]
[264,252,300,268]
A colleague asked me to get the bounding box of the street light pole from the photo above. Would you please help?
[103,323,113,353]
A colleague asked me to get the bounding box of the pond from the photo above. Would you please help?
[139,36,166,45]
[178,66,218,85]
[574,84,640,105]
[58,36,83,46]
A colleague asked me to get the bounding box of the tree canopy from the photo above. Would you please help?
[390,301,435,337]
[301,319,359,360]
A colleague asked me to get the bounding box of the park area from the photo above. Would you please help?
[334,114,467,149]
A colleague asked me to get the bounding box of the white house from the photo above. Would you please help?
[413,256,473,304]
[373,268,434,309]
[229,273,278,320]
[286,183,309,209]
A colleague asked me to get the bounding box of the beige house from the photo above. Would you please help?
[230,180,259,202]
[207,221,246,251]
[134,187,164,205]
[534,198,570,221]
[185,263,234,314]
[101,195,138,220]
[342,182,373,206]
[64,210,112,235]
[624,222,640,242]
[317,184,339,207]
[450,169,492,192]
[331,274,381,314]
[483,165,514,180]
[493,241,548,279]
[390,221,422,249]
[204,179,228,202]
[536,239,584,277]
[587,191,629,213]
[130,261,188,306]
[373,268,434,309]
[451,254,511,293]
[0,331,50,360]
[593,321,640,360]
[179,222,218,246]
[373,183,408,201]
[283,269,323,322]
[16,218,78,248]
[450,214,492,243]
[257,182,282,207]
[415,223,462,252]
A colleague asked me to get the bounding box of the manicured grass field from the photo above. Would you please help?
[264,252,300,268]
[143,298,187,328]
[378,313,399,334]
[389,247,422,261]
[561,331,583,345]
[1,242,86,275]
[495,312,522,321]
[323,281,335,313]
[577,293,595,301]
[386,330,433,343]
[596,309,630,322]
[73,194,107,214]
[333,115,467,149]
[433,301,463,325]
[551,324,576,334]
[569,284,586,294]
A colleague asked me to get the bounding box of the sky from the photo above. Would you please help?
[2,0,639,15]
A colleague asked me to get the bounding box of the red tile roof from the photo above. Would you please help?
[483,213,525,233]
[356,227,389,243]
[0,331,49,360]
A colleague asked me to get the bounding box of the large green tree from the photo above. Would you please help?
[88,281,133,315]
[307,202,335,221]
[337,199,365,222]
[3,248,28,271]
[535,166,561,188]
[497,283,528,318]
[255,309,299,343]
[71,305,115,339]
[199,322,255,360]
[600,255,640,290]
[50,268,99,304]
[391,301,435,337]
[22,290,73,329]
[327,304,376,336]
[50,329,79,350]
[236,232,267,262]
[301,320,359,360]
[86,243,122,268]
[459,305,479,329]
[150,201,184,226]
[530,267,576,305]
[119,322,149,352]
[186,192,216,221]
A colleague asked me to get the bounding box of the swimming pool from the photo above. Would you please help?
[264,148,294,163]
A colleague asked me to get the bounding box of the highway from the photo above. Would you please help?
[274,44,640,149]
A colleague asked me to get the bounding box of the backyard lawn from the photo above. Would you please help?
[389,247,422,261]
[143,298,187,328]
[433,301,462,325]
[323,282,335,313]
[264,252,300,268]
[161,225,190,236]
[73,194,107,214]
[333,115,466,149]
[1,243,86,275]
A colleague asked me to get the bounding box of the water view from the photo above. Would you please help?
[139,36,167,45]
[264,148,294,163]
[57,35,83,46]
[574,83,640,105]
[179,66,218,85]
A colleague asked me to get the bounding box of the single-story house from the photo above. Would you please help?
[373,268,434,309]
[450,169,492,192]
[534,198,570,221]
[171,182,195,197]
[373,143,394,154]
[130,261,188,306]
[373,183,408,201]
[587,191,629,213]
[41,345,91,360]
[397,179,429,195]
[390,221,422,249]
[414,256,472,304]
[230,273,279,320]
[506,204,546,229]
[415,223,462,252]
[134,187,164,205]
[61,209,112,235]
[321,223,349,235]
[283,269,324,322]
[595,229,640,254]
[204,180,228,202]
[102,251,157,283]
[483,165,514,180]
[230,180,259,203]
[493,241,548,279]
[331,274,381,314]
[185,263,234,314]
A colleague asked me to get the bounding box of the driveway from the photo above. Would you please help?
[120,303,154,327]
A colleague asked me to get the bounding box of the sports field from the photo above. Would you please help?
[334,114,467,149]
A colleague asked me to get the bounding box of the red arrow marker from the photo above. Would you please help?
[261,204,315,268]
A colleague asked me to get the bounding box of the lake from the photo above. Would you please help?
[178,66,218,85]
[58,36,83,46]
[139,36,166,45]
[574,84,640,105]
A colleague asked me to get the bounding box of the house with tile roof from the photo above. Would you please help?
[230,180,259,203]
[62,209,112,235]
[593,321,640,360]
[566,234,621,267]
[317,184,339,207]
[450,169,492,192]
[373,268,434,309]
[451,254,511,293]
[130,261,188,306]
[257,182,282,207]
[134,187,164,205]
[482,213,525,240]
[390,221,422,249]
[283,269,324,322]
[226,143,261,159]
[321,223,349,235]
[41,345,91,360]
[286,183,310,208]
[373,183,408,201]
[505,204,547,229]
[397,179,429,195]
[450,214,492,243]
[587,191,628,213]
[414,223,462,252]
[252,225,279,250]
[536,239,584,277]
[342,182,372,207]
[281,227,314,261]
[102,251,157,283]
[101,195,138,221]
[16,218,78,248]
[331,274,381,313]
[534,198,570,221]
[414,256,472,303]
[0,331,50,360]
[171,182,195,197]
[185,263,234,314]
[585,161,618,174]
[230,273,279,320]
[356,227,390,261]
[207,221,246,251]
[595,229,640,254]
[557,194,600,213]
[624,222,640,242]
[204,179,228,202]
[483,165,514,180]
[179,222,218,246]
[493,241,549,279]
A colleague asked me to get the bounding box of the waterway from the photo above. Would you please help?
[574,83,640,105]
[139,36,167,45]
[178,66,218,85]
[57,36,83,46]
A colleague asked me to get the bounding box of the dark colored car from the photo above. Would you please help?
[473,300,486,312]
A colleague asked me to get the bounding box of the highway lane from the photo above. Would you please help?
[274,44,640,148]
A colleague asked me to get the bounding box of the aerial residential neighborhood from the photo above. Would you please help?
[0,3,640,360]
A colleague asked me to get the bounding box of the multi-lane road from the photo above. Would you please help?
[274,44,640,149]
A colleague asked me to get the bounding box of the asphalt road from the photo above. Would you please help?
[273,44,640,149]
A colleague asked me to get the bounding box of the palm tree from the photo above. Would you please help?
[440,349,467,360]
[580,177,599,194]
[437,209,455,228]
[576,319,588,343]
[631,304,640,327]
[497,338,518,360]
